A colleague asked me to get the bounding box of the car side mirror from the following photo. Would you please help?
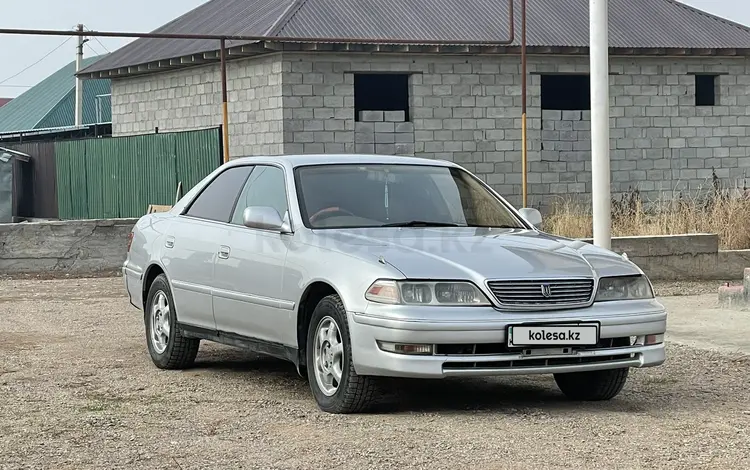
[242,206,291,233]
[518,207,543,228]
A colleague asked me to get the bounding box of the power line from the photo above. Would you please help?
[93,36,111,54]
[85,42,102,56]
[0,35,74,86]
[82,25,111,53]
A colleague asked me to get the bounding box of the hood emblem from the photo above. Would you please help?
[540,284,552,298]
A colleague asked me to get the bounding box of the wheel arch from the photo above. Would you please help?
[142,262,170,310]
[295,280,346,376]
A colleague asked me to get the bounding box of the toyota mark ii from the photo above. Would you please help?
[123,154,667,413]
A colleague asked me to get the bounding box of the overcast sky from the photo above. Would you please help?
[1,0,749,98]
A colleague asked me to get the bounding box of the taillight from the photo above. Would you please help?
[127,232,134,252]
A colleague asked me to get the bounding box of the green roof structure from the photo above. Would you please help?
[0,54,111,134]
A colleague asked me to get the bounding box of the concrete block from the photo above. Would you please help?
[542,110,562,120]
[355,122,375,133]
[375,143,397,155]
[324,143,347,154]
[314,131,335,143]
[718,285,747,309]
[375,133,396,144]
[355,132,375,144]
[384,110,406,122]
[360,110,384,122]
[395,143,416,156]
[395,132,415,143]
[385,118,410,132]
[355,143,375,154]
[334,131,352,144]
[375,122,395,133]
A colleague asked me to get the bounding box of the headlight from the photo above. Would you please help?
[595,275,654,302]
[365,280,491,306]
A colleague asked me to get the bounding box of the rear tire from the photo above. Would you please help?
[306,294,378,413]
[144,274,200,370]
[554,368,629,401]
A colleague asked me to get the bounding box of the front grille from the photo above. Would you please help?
[486,278,595,308]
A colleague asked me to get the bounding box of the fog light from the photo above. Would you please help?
[645,334,664,345]
[377,341,433,355]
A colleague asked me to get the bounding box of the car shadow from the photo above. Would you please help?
[371,376,650,414]
[186,347,664,414]
[193,351,303,377]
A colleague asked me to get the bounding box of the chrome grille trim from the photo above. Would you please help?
[442,352,636,371]
[486,278,595,310]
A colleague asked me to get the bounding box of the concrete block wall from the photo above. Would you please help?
[0,218,138,275]
[111,52,750,208]
[605,61,750,198]
[280,59,356,155]
[278,53,750,207]
[581,233,750,281]
[279,53,534,206]
[111,54,285,157]
[540,110,592,196]
[2,218,747,281]
[354,111,416,156]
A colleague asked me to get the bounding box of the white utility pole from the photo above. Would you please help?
[589,0,612,249]
[74,24,85,127]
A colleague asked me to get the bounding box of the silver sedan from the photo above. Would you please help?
[123,154,667,413]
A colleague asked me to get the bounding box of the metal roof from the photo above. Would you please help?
[0,147,31,163]
[0,55,111,134]
[0,99,12,108]
[81,0,750,78]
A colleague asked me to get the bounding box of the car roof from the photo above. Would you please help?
[228,154,460,169]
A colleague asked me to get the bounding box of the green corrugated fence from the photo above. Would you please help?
[55,127,221,219]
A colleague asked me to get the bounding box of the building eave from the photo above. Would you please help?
[79,43,750,80]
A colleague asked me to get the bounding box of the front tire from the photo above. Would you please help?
[554,368,629,401]
[144,274,200,370]
[306,294,378,413]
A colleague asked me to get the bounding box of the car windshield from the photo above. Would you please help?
[294,164,526,229]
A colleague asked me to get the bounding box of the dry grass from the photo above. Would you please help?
[543,181,750,250]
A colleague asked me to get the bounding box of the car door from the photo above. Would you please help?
[212,164,293,345]
[162,164,254,330]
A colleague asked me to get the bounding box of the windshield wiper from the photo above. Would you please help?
[380,220,461,227]
[466,224,521,229]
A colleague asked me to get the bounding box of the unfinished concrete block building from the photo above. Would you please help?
[80,0,750,208]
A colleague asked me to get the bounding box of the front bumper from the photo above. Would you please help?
[347,299,667,378]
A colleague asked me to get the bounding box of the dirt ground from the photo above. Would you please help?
[1,277,749,470]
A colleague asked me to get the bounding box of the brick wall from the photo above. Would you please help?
[111,54,285,157]
[111,52,750,209]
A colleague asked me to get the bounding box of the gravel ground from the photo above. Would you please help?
[651,280,737,297]
[1,277,749,469]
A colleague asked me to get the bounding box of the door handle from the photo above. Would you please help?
[165,236,175,249]
[218,245,231,259]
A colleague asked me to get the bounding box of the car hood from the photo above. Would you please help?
[310,227,642,280]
